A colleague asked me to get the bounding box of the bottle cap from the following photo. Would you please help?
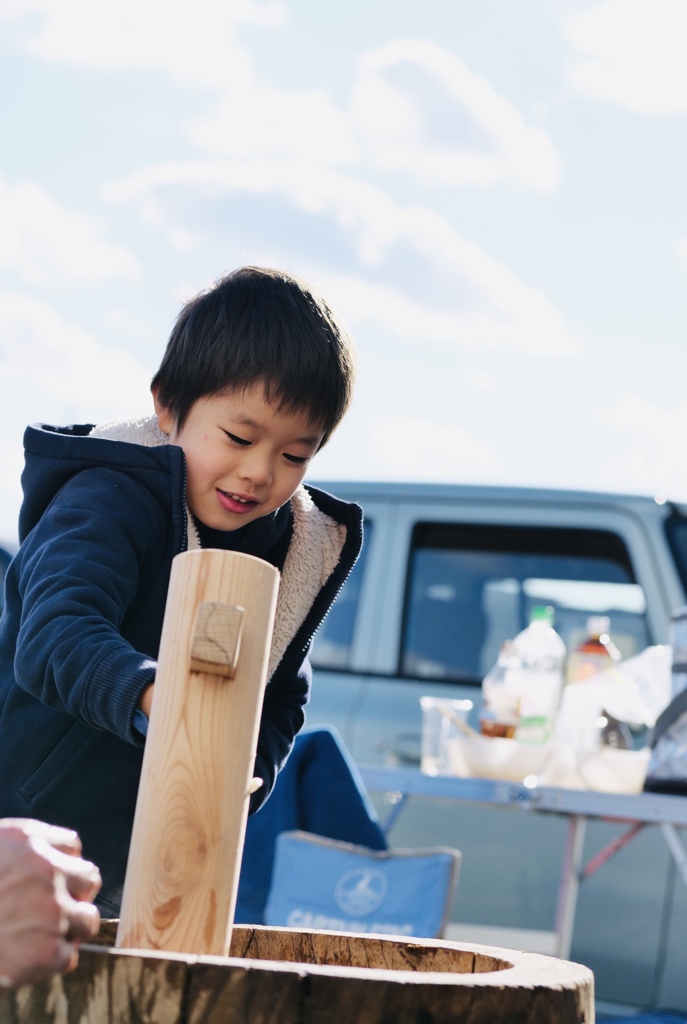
[530,604,555,626]
[587,615,610,637]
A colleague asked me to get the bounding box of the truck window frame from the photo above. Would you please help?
[399,522,650,686]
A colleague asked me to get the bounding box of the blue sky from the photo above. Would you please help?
[1,0,686,540]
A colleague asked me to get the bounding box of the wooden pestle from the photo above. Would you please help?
[116,548,279,956]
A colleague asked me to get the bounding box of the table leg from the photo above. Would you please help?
[554,815,586,961]
[380,792,410,836]
[581,822,644,880]
[661,824,687,887]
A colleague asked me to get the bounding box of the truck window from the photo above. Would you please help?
[310,522,372,670]
[401,524,650,685]
[664,508,687,595]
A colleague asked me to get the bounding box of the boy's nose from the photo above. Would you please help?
[238,450,273,487]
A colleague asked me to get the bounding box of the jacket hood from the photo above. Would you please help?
[19,419,183,544]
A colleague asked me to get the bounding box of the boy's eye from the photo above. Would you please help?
[284,453,309,465]
[223,430,250,447]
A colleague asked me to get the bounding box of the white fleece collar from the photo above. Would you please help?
[90,415,346,677]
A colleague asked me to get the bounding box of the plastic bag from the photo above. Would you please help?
[538,645,671,790]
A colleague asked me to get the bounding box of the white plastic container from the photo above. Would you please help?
[449,735,551,783]
[512,606,566,745]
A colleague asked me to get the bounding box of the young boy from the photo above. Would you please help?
[0,266,361,916]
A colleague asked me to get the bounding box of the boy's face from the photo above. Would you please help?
[154,384,324,531]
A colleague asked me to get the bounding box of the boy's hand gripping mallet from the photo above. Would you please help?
[116,548,279,955]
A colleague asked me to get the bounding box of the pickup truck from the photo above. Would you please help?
[305,481,687,1015]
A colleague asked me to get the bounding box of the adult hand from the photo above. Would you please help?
[0,819,102,989]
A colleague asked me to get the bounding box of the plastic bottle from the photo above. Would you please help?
[566,615,630,749]
[480,640,522,739]
[566,615,621,685]
[512,605,566,744]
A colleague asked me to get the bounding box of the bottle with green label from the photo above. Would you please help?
[513,605,566,744]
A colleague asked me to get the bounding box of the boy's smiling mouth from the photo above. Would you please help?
[216,489,259,514]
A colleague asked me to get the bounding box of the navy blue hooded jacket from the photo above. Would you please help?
[0,420,362,909]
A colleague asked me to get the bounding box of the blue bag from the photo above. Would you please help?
[264,830,461,939]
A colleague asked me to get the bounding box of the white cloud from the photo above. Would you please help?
[0,0,284,90]
[0,290,154,537]
[104,307,157,342]
[674,237,687,267]
[371,415,500,478]
[566,0,687,114]
[0,176,140,287]
[187,89,361,165]
[351,40,560,191]
[464,368,501,395]
[2,4,559,193]
[0,290,152,421]
[592,392,687,497]
[103,158,579,357]
[317,271,575,358]
[185,40,556,188]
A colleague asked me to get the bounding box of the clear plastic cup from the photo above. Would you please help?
[420,696,474,775]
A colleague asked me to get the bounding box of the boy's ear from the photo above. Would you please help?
[152,388,176,437]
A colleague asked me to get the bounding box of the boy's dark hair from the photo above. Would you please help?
[151,266,356,445]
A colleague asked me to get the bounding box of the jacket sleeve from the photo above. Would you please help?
[12,469,165,745]
[250,651,311,813]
